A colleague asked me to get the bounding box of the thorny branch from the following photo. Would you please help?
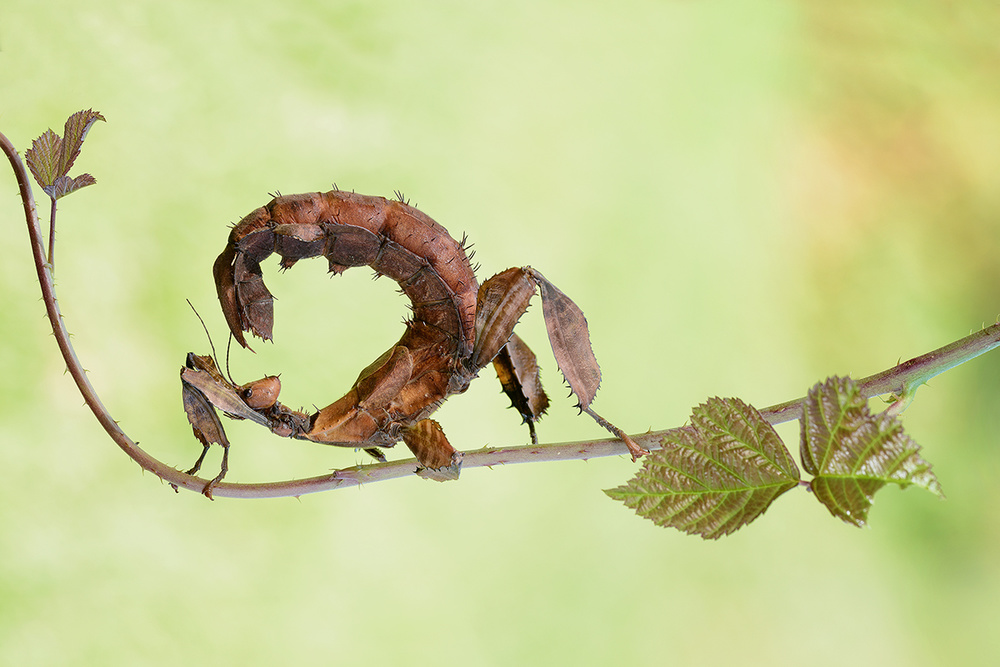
[5,127,1000,500]
[1,129,199,492]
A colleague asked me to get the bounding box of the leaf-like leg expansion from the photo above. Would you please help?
[528,268,646,461]
[213,245,247,348]
[403,419,462,481]
[180,362,235,496]
[233,254,274,343]
[528,268,601,407]
[474,268,547,443]
[182,371,233,442]
[493,333,549,444]
[472,267,537,369]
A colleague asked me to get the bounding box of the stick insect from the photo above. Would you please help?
[181,189,644,497]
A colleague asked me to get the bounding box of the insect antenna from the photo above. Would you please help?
[225,334,236,385]
[186,299,222,370]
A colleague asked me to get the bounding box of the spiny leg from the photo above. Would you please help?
[492,334,549,445]
[580,405,648,462]
[363,447,387,462]
[185,442,211,477]
[200,442,230,500]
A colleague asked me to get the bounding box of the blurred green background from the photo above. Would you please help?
[3,1,1000,664]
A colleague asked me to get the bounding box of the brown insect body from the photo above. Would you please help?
[186,189,643,495]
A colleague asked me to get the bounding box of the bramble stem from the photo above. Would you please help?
[6,123,1000,500]
[48,197,57,270]
[2,129,207,495]
[760,323,1000,424]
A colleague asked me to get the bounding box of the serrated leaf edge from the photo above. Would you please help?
[607,397,800,538]
[800,376,943,527]
[24,109,104,199]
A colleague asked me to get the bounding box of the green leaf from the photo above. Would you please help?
[25,129,62,189]
[56,109,105,178]
[24,109,104,199]
[606,397,800,539]
[46,173,98,199]
[800,376,944,527]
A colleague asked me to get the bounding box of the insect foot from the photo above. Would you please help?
[403,419,462,482]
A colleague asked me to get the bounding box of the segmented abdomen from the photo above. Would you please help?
[215,189,481,431]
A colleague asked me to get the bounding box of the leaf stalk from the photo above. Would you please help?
[48,197,57,270]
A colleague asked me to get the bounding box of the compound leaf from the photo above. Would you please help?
[800,376,943,527]
[606,397,799,539]
[24,109,104,199]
